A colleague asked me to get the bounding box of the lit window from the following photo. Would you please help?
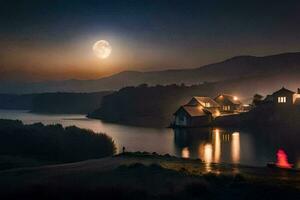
[223,105,231,111]
[278,97,286,103]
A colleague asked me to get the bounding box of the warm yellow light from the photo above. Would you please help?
[296,158,300,169]
[182,147,190,158]
[204,144,213,162]
[233,96,238,101]
[231,132,240,164]
[204,143,213,172]
[215,110,221,117]
[293,94,300,103]
[213,129,221,163]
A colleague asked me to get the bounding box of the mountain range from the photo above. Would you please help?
[1,52,300,94]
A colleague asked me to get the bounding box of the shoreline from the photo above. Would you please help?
[1,152,300,199]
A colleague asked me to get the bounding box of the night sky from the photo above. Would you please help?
[1,0,300,81]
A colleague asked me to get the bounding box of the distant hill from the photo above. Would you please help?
[31,91,112,114]
[2,52,300,94]
[89,73,300,127]
[0,94,37,110]
[0,91,112,114]
[88,84,217,127]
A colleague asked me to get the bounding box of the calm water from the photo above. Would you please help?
[1,109,299,168]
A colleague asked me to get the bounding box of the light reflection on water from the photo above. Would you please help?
[181,147,190,158]
[231,132,240,164]
[0,110,175,155]
[0,109,299,167]
[212,129,221,163]
[177,129,241,170]
[173,127,300,168]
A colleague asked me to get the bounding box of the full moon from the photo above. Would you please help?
[93,40,112,59]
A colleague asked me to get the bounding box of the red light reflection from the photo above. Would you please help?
[276,149,292,169]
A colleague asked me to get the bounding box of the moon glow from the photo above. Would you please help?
[93,40,112,59]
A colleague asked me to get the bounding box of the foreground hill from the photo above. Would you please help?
[0,153,299,200]
[2,52,300,93]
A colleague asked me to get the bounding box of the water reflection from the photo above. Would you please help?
[1,110,300,167]
[174,127,300,168]
[202,143,213,171]
[174,128,300,169]
[181,147,190,158]
[212,129,221,163]
[231,132,240,164]
[175,128,249,165]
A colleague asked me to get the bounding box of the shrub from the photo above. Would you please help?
[0,119,116,163]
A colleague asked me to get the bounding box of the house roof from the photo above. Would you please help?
[205,107,220,116]
[174,105,211,117]
[272,87,295,95]
[192,96,220,107]
[215,94,242,105]
[263,95,274,102]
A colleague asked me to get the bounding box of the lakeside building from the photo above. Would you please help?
[173,96,221,127]
[173,105,213,127]
[264,87,300,106]
[173,95,240,127]
[214,94,242,113]
[173,87,300,128]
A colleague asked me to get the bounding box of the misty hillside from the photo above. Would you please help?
[0,91,112,114]
[2,52,300,94]
[88,73,300,127]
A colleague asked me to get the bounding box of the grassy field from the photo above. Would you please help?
[0,152,300,200]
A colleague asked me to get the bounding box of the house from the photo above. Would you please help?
[263,95,274,103]
[272,87,295,106]
[173,105,213,127]
[186,96,221,117]
[293,89,300,105]
[173,87,300,128]
[214,94,242,113]
[261,87,300,106]
[186,96,220,109]
[173,95,243,128]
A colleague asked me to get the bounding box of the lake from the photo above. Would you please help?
[1,109,299,168]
